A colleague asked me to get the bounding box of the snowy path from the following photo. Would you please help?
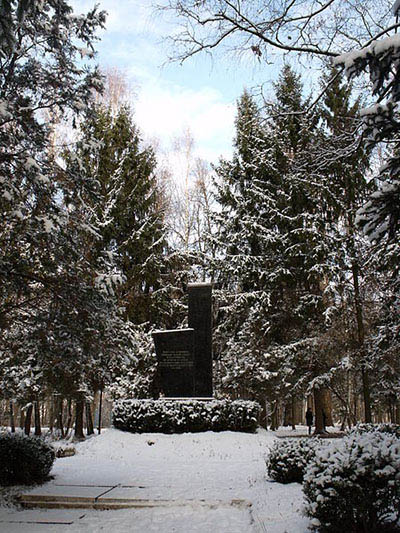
[0,428,310,532]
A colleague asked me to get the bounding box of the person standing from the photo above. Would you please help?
[306,407,313,435]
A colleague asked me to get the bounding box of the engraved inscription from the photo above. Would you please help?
[159,350,194,369]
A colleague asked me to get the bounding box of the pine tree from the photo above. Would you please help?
[0,2,140,437]
[211,69,331,428]
[336,37,400,421]
[336,37,400,260]
[0,1,105,331]
[66,104,190,401]
[210,88,281,411]
[266,66,336,432]
[0,1,105,357]
[69,104,167,324]
[211,65,379,430]
[304,66,375,423]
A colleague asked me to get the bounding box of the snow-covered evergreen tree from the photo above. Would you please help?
[211,64,380,429]
[69,104,167,324]
[0,2,142,435]
[68,104,194,400]
[305,66,376,422]
[211,68,333,428]
[0,1,105,331]
[335,34,400,421]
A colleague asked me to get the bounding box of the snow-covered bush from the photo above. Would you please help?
[348,423,400,439]
[0,433,55,485]
[303,432,400,532]
[112,399,260,433]
[267,438,325,484]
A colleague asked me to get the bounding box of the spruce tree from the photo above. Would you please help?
[211,88,280,410]
[212,68,330,428]
[315,66,374,422]
[69,104,167,324]
[0,2,105,335]
[335,38,400,422]
[0,2,137,437]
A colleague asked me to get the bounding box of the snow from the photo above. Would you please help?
[25,157,40,170]
[2,190,12,201]
[0,100,12,119]
[0,428,310,532]
[360,103,389,117]
[38,217,55,234]
[77,48,93,58]
[152,328,194,334]
[334,34,400,71]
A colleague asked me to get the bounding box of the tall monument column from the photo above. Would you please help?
[188,283,213,397]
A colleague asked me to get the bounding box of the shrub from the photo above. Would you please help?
[303,432,400,533]
[112,399,260,433]
[0,432,55,485]
[348,423,400,439]
[267,438,325,483]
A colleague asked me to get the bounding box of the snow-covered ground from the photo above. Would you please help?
[0,428,311,532]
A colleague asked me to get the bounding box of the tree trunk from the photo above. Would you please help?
[361,364,372,422]
[34,399,41,436]
[55,397,65,437]
[352,261,372,422]
[320,389,333,427]
[259,400,268,429]
[74,399,85,440]
[291,397,296,430]
[85,402,94,435]
[41,401,46,428]
[9,401,15,433]
[270,400,279,431]
[48,399,54,433]
[283,399,296,429]
[98,388,103,435]
[353,385,359,424]
[19,406,25,430]
[24,404,33,436]
[283,402,291,426]
[313,388,328,434]
[65,398,73,438]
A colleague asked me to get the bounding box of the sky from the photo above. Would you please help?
[70,0,279,165]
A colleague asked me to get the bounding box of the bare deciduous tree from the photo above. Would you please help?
[95,66,136,115]
[160,0,396,63]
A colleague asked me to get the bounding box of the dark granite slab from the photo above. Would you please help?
[153,328,195,397]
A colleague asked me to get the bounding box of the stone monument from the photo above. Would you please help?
[152,283,213,398]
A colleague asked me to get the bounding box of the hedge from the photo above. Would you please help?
[347,423,400,439]
[112,399,260,433]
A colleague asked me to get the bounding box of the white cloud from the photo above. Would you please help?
[134,82,235,164]
[70,0,236,167]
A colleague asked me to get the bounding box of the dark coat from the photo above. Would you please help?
[306,410,313,425]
